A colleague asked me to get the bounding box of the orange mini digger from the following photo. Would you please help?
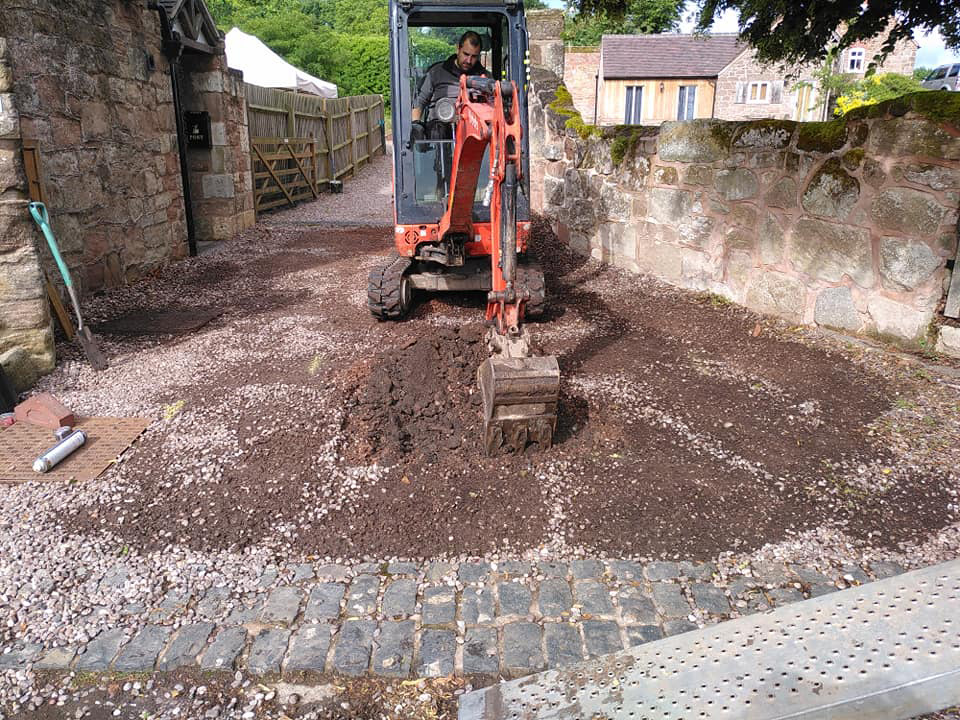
[367,0,559,455]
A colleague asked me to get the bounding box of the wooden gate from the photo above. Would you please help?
[246,85,385,216]
[249,138,319,214]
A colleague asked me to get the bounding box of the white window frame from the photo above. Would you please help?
[624,85,643,124]
[848,48,865,72]
[746,81,770,104]
[677,85,697,120]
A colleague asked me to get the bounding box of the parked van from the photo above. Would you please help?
[921,63,960,91]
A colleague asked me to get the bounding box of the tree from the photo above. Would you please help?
[303,0,389,36]
[563,0,683,45]
[913,66,932,82]
[570,0,959,67]
[834,73,927,115]
[693,0,959,67]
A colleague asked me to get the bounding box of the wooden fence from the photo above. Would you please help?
[246,85,386,215]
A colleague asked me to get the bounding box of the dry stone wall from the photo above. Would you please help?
[529,67,960,352]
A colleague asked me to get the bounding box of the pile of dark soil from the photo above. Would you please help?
[342,325,488,464]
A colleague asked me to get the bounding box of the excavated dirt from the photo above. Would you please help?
[61,218,958,561]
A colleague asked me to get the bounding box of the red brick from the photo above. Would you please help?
[14,392,75,429]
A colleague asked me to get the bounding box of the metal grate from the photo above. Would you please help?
[459,560,960,720]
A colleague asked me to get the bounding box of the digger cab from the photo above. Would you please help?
[388,0,531,227]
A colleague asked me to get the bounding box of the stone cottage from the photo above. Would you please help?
[0,0,254,389]
[566,31,917,125]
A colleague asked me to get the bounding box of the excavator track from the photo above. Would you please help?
[367,255,413,320]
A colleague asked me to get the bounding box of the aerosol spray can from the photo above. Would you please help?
[33,427,87,473]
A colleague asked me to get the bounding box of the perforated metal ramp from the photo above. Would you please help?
[459,559,960,720]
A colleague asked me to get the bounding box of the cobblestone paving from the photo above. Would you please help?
[4,557,906,679]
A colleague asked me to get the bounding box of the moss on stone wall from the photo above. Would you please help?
[797,118,849,153]
[843,91,960,126]
[731,119,797,148]
[709,123,737,152]
[907,91,960,125]
[609,126,655,166]
[841,147,865,170]
[548,84,600,140]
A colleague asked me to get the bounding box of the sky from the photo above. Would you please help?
[544,0,960,70]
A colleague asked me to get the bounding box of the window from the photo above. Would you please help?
[747,81,769,104]
[949,64,960,77]
[848,48,865,72]
[624,86,643,124]
[932,65,948,79]
[677,85,696,120]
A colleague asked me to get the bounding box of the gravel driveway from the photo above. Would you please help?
[2,151,959,719]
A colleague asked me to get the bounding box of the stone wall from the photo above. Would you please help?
[0,38,54,388]
[525,10,565,81]
[0,1,256,387]
[0,1,188,293]
[529,67,960,352]
[181,54,255,241]
[563,47,600,122]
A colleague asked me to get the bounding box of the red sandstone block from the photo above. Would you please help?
[14,393,75,430]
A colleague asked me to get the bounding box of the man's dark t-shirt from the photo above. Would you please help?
[414,54,489,120]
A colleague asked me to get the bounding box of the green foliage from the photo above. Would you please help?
[410,34,457,68]
[303,0,389,35]
[834,73,927,115]
[333,35,391,98]
[914,66,932,83]
[563,0,960,67]
[563,0,683,45]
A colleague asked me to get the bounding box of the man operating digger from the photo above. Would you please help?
[411,31,489,141]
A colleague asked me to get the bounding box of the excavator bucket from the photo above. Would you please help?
[478,352,560,456]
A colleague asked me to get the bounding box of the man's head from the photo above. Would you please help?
[456,31,482,72]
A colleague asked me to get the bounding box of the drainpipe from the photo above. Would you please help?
[150,2,198,257]
[593,72,599,125]
[710,80,717,119]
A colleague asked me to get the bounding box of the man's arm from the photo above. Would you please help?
[412,70,435,122]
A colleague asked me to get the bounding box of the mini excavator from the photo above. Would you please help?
[367,0,559,455]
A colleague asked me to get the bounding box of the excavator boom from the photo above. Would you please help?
[442,76,560,455]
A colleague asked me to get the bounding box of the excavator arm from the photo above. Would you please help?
[440,75,560,456]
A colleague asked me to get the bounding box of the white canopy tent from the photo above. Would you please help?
[224,27,338,98]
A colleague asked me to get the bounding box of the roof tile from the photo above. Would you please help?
[602,34,744,79]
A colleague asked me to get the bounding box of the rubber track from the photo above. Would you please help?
[367,255,412,320]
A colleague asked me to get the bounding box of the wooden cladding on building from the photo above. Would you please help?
[597,78,716,126]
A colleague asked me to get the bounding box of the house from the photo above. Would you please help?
[596,34,742,125]
[566,31,918,125]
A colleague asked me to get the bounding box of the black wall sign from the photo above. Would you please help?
[184,111,212,148]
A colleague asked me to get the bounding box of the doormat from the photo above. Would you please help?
[0,416,151,484]
[94,307,223,336]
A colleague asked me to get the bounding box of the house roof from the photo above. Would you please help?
[601,33,744,79]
